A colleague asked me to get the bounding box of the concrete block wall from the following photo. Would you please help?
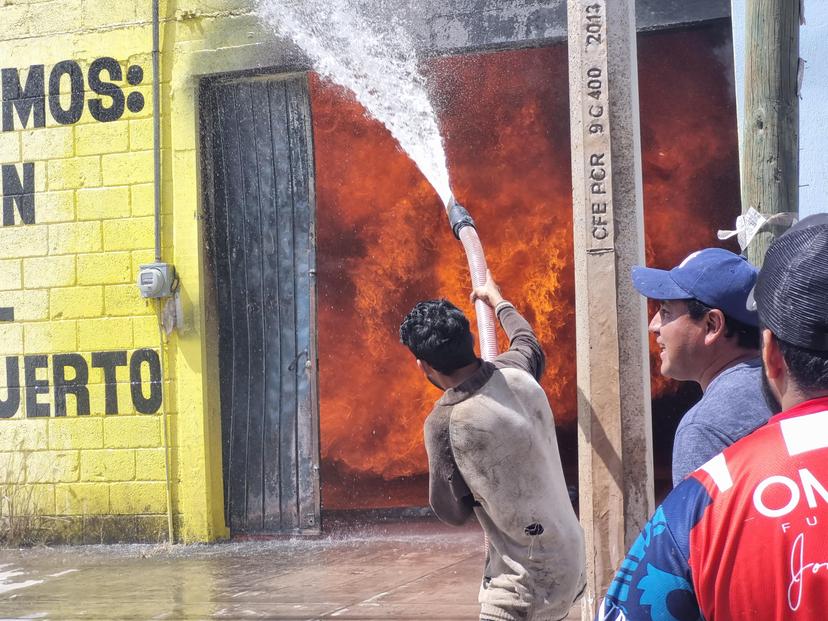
[0,0,230,543]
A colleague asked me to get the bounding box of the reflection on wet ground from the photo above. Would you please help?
[0,520,581,620]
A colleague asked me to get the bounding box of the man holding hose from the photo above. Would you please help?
[400,271,585,621]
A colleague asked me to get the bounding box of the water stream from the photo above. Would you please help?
[256,0,453,207]
[257,0,499,360]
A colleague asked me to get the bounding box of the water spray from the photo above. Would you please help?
[257,0,498,360]
[447,197,499,361]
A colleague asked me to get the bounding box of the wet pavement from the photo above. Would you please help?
[0,519,582,620]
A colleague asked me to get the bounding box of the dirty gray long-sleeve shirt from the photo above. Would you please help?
[423,304,585,621]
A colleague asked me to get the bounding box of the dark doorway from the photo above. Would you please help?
[200,74,320,535]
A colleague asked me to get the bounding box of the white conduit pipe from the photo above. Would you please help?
[152,0,175,545]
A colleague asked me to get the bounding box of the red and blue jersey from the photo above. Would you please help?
[597,397,828,620]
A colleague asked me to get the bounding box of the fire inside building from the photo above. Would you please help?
[0,0,739,543]
[204,20,738,526]
[311,23,740,512]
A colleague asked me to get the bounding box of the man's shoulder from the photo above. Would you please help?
[492,365,548,401]
[706,359,763,394]
[685,361,769,422]
[429,391,511,430]
[718,404,828,462]
[423,403,451,437]
[686,415,806,531]
[495,364,539,384]
[447,378,535,436]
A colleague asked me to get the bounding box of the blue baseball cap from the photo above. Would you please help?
[631,248,759,327]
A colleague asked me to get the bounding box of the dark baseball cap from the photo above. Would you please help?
[631,248,759,327]
[748,213,828,350]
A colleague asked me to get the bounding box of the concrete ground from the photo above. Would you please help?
[0,519,583,620]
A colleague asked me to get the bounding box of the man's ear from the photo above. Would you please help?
[762,329,785,380]
[704,309,726,343]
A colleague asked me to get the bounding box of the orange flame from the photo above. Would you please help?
[312,22,741,509]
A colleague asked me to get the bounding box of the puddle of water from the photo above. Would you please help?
[0,565,43,596]
[47,569,77,578]
[0,527,486,619]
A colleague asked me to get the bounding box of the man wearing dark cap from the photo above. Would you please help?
[596,215,828,620]
[632,248,772,485]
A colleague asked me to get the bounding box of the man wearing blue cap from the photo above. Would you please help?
[632,248,772,486]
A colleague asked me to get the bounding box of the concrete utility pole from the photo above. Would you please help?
[567,0,654,616]
[742,0,800,265]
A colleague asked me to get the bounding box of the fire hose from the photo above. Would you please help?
[446,197,499,361]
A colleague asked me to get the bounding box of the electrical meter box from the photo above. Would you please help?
[137,262,176,298]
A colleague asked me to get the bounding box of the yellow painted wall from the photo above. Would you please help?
[0,0,287,543]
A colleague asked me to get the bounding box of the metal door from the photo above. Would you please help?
[201,74,320,535]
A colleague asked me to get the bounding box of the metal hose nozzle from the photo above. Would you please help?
[447,196,476,239]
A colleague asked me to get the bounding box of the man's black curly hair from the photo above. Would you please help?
[399,299,477,374]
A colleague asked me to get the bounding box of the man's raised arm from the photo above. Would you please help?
[471,270,545,381]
